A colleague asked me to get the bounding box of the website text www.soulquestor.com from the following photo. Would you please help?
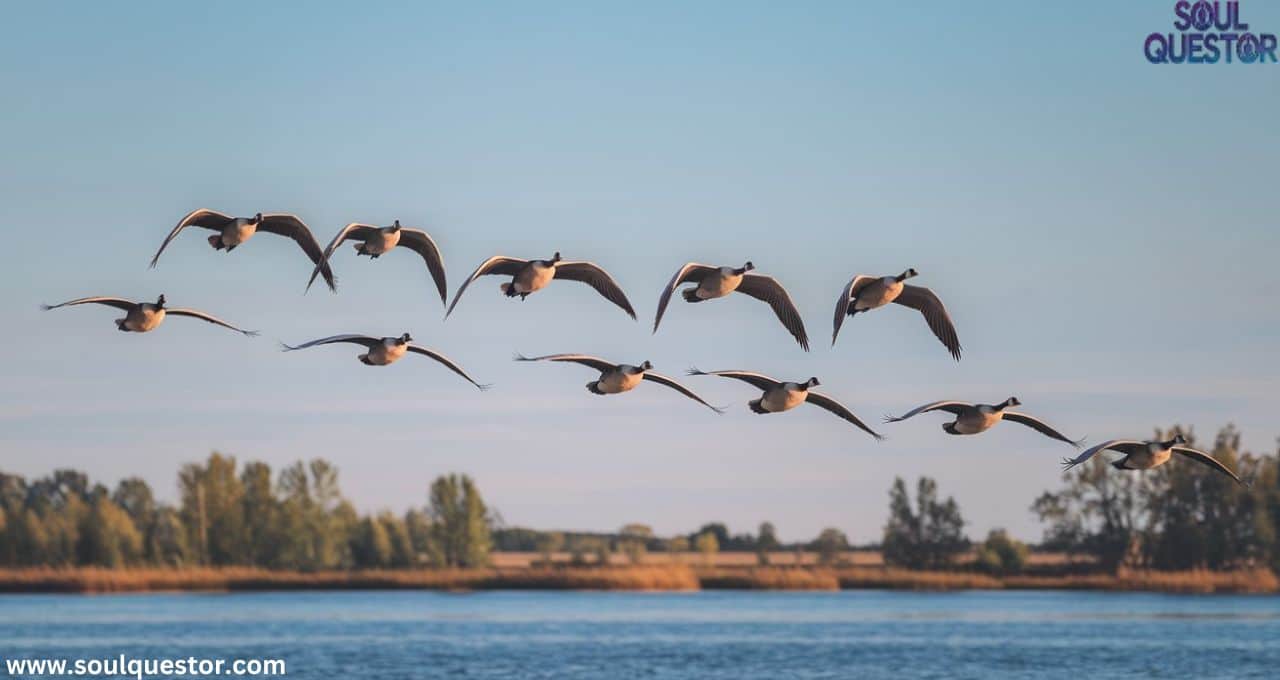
[4,656,285,678]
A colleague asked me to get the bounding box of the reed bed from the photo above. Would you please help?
[696,567,840,590]
[0,565,1273,594]
[833,567,1004,591]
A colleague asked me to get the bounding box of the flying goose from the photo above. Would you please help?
[281,333,488,390]
[306,220,447,303]
[884,397,1082,446]
[686,368,883,440]
[445,253,636,319]
[41,295,256,336]
[150,209,337,292]
[514,353,723,413]
[832,269,961,360]
[654,261,810,351]
[1061,435,1249,487]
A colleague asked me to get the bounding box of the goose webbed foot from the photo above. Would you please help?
[225,245,237,253]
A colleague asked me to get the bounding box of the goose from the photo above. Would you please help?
[686,368,883,440]
[514,353,723,413]
[832,269,961,360]
[1061,435,1250,486]
[150,209,337,292]
[445,253,636,319]
[281,333,488,390]
[306,220,447,303]
[41,295,256,335]
[654,261,810,351]
[884,397,1082,447]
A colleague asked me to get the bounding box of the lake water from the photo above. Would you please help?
[2,590,1278,678]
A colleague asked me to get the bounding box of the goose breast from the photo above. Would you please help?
[696,269,743,299]
[853,278,904,311]
[514,261,556,294]
[762,386,806,412]
[364,230,401,255]
[597,368,643,394]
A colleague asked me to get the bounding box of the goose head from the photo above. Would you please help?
[155,294,167,309]
[1168,434,1188,447]
[639,360,653,371]
[897,267,919,282]
[250,212,264,225]
[803,377,821,390]
[735,261,755,275]
[390,220,402,233]
[398,332,413,345]
[998,396,1022,410]
[549,252,563,265]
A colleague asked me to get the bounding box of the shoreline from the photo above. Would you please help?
[1,565,1274,595]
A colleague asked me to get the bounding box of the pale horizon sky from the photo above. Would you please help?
[2,1,1278,544]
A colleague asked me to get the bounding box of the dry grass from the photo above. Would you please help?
[1003,567,1279,594]
[0,564,1273,594]
[0,566,698,594]
[696,567,839,590]
[833,567,1004,591]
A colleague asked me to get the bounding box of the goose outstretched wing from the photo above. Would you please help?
[884,400,970,423]
[396,229,448,306]
[735,273,809,350]
[149,209,235,268]
[894,284,962,361]
[407,345,490,390]
[1061,439,1146,470]
[685,368,781,392]
[255,214,336,292]
[41,296,137,312]
[445,256,529,318]
[1002,411,1084,448]
[652,262,717,332]
[805,391,885,440]
[554,261,637,319]
[642,372,725,414]
[165,308,258,336]
[307,223,380,292]
[281,334,381,351]
[513,353,617,373]
[1172,447,1249,487]
[831,274,876,345]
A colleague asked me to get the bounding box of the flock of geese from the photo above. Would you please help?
[41,208,1250,488]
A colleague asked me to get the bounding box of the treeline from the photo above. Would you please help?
[0,454,492,570]
[876,425,1280,574]
[2,425,1277,574]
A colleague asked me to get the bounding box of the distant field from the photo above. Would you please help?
[1,561,1272,595]
[489,550,1091,568]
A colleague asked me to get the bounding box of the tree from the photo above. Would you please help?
[812,527,848,566]
[428,474,492,567]
[352,516,393,568]
[975,529,1028,574]
[79,495,143,567]
[178,453,246,565]
[239,462,279,567]
[695,531,719,565]
[536,531,565,566]
[882,477,968,569]
[666,535,689,562]
[756,522,779,565]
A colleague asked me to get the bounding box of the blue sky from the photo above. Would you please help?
[1,1,1277,543]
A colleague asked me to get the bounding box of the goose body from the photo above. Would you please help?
[1061,435,1249,486]
[41,295,256,336]
[307,220,448,304]
[282,333,488,389]
[758,382,810,413]
[832,268,961,360]
[885,397,1082,447]
[151,209,337,292]
[447,252,636,319]
[686,368,882,439]
[653,261,809,350]
[515,354,722,412]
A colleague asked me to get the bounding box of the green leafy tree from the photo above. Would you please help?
[812,527,848,566]
[882,477,968,569]
[695,531,719,565]
[428,474,492,567]
[975,529,1029,574]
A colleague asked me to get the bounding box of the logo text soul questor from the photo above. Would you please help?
[1145,1,1277,63]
